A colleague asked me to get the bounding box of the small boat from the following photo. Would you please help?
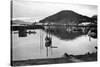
[27,31,36,34]
[88,28,97,38]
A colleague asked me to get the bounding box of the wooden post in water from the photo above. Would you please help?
[41,32,43,49]
[88,30,91,41]
[89,36,91,41]
[40,30,42,54]
[50,47,52,56]
[46,47,48,57]
[40,30,44,54]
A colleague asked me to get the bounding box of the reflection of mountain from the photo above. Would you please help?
[46,27,86,40]
[40,10,91,40]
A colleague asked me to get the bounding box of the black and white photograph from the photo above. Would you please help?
[11,0,97,66]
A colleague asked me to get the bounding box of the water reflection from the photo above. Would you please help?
[12,27,97,60]
[44,25,97,40]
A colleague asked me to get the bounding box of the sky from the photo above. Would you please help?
[12,0,97,22]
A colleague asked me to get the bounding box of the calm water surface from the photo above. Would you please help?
[12,30,97,60]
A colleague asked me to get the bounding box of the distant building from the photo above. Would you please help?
[78,22,91,26]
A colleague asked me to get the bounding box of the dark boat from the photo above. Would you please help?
[88,28,97,38]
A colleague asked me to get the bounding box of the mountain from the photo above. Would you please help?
[91,15,97,19]
[39,10,91,24]
[11,20,33,25]
[91,15,97,23]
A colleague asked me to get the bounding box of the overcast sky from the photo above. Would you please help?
[12,0,97,22]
